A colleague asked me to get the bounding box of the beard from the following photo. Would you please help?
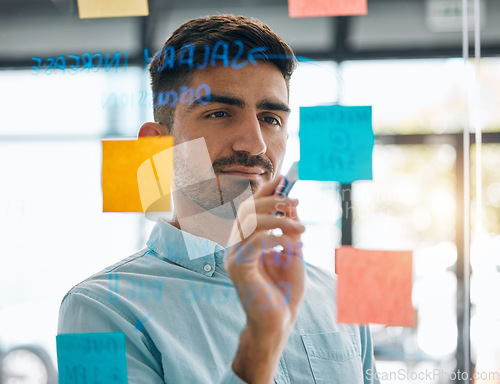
[174,150,274,212]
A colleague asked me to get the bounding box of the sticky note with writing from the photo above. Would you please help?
[56,332,127,383]
[288,0,367,18]
[77,0,149,19]
[298,105,373,184]
[336,246,414,326]
[102,136,174,213]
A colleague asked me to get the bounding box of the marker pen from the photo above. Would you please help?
[274,161,298,198]
[274,161,298,216]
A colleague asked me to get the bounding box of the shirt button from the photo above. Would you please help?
[204,264,212,272]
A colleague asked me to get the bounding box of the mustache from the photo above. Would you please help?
[212,152,274,174]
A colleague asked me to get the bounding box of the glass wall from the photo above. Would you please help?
[0,67,153,382]
[1,53,500,384]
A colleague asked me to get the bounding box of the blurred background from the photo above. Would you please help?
[0,0,499,383]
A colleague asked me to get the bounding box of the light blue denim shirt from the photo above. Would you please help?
[58,221,379,383]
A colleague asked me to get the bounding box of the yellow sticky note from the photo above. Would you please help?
[102,136,174,213]
[77,0,149,19]
[336,246,414,327]
[288,0,367,18]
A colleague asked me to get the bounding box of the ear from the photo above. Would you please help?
[138,122,170,137]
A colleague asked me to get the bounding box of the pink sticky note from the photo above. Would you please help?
[288,0,367,18]
[336,246,413,326]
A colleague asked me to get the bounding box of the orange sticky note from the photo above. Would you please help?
[102,136,174,213]
[336,246,413,326]
[77,0,149,19]
[288,0,367,18]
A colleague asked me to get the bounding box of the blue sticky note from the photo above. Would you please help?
[298,105,374,183]
[56,333,128,384]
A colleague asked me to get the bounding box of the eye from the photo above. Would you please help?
[206,111,229,118]
[260,116,281,126]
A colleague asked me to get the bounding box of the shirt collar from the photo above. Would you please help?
[146,220,226,277]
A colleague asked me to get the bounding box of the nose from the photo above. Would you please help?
[231,114,267,155]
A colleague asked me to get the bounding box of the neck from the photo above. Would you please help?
[169,188,236,246]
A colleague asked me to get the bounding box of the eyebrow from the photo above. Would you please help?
[257,99,291,113]
[187,94,291,113]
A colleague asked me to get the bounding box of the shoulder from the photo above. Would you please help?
[60,247,181,306]
[58,247,182,335]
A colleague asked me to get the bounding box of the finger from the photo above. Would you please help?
[259,235,304,261]
[234,195,298,228]
[224,233,303,268]
[259,248,302,275]
[240,213,305,235]
[253,175,284,199]
[253,196,299,215]
[283,205,300,222]
[234,203,302,245]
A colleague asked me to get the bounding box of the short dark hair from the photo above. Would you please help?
[149,14,297,131]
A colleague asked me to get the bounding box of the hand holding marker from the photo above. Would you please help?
[274,161,298,214]
[269,161,300,254]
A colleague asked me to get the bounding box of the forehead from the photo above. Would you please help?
[187,62,289,104]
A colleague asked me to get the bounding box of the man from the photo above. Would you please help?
[58,14,379,383]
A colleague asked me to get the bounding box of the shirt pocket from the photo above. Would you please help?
[301,332,364,384]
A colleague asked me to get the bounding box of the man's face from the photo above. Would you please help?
[170,62,290,209]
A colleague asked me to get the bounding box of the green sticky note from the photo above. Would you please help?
[299,105,374,183]
[56,333,128,383]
